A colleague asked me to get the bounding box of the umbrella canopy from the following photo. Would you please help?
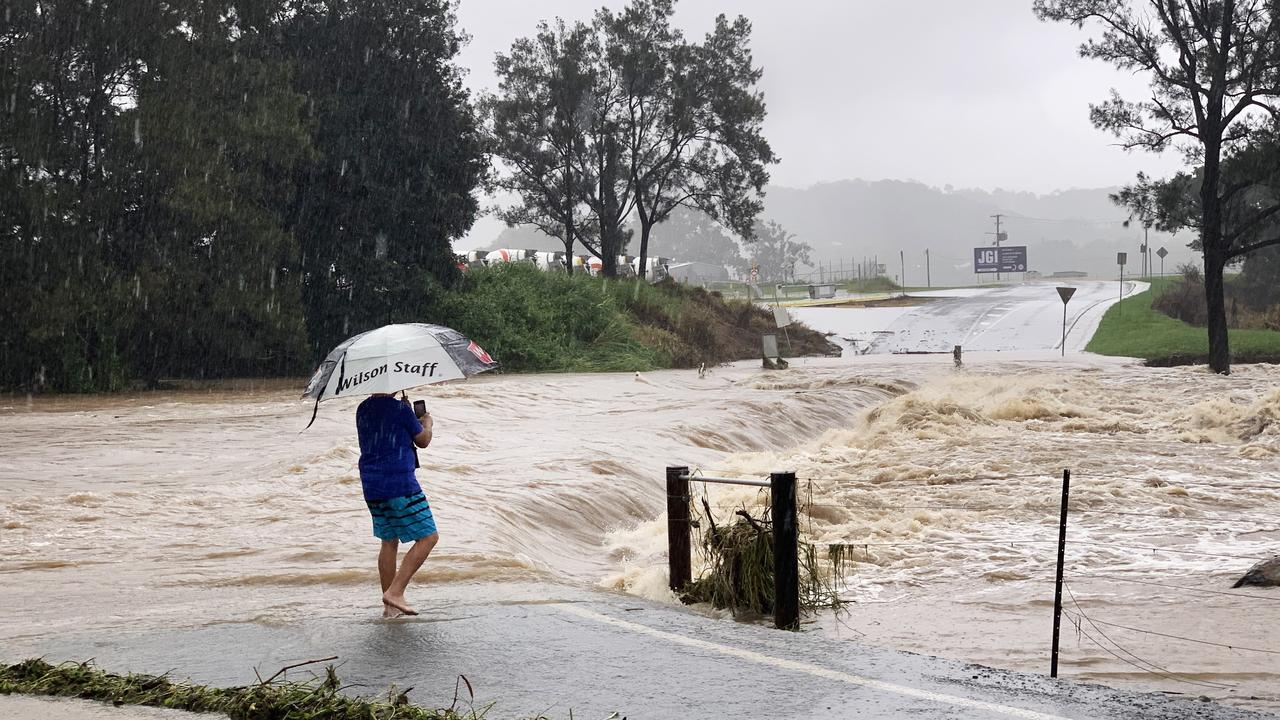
[302,323,497,425]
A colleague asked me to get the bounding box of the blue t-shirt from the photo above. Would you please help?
[355,396,424,500]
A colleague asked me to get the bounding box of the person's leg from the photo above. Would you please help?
[382,532,438,615]
[378,540,400,617]
[378,540,399,592]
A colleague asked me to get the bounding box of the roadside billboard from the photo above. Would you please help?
[973,245,1028,274]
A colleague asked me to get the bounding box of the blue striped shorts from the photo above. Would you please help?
[366,492,437,542]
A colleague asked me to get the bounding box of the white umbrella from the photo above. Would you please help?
[302,323,498,427]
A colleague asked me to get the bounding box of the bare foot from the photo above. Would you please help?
[382,604,404,619]
[382,592,418,616]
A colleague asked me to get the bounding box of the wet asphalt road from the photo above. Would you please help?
[6,582,1274,720]
[867,281,1145,354]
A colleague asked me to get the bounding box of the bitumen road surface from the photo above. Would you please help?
[5,581,1274,720]
[867,281,1145,354]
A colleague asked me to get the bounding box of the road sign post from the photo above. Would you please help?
[1117,252,1127,317]
[1157,246,1168,278]
[1056,286,1076,356]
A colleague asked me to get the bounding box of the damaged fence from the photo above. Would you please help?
[666,466,799,630]
[665,464,1280,688]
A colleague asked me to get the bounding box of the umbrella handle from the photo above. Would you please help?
[402,390,421,470]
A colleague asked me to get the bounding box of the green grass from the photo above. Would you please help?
[439,264,667,373]
[437,264,833,373]
[1086,277,1280,362]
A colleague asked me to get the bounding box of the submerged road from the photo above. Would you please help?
[6,581,1273,720]
[866,281,1146,354]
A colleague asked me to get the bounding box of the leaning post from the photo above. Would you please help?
[1050,468,1072,678]
[770,471,800,631]
[666,466,691,594]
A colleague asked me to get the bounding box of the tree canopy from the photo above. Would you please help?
[1036,0,1280,373]
[485,0,775,278]
[1,0,483,391]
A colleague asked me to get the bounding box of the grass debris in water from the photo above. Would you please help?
[1,658,482,719]
[679,502,847,622]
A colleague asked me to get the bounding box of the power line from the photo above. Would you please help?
[1063,584,1235,690]
[821,539,1050,550]
[800,503,1057,513]
[1063,609,1280,656]
[1065,571,1280,603]
[1065,539,1269,562]
[1071,507,1280,524]
[1068,623,1235,690]
[1072,472,1280,492]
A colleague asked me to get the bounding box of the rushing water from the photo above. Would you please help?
[2,355,1278,712]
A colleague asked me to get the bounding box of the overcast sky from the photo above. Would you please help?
[455,0,1187,194]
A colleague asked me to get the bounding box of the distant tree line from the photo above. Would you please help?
[1,0,483,391]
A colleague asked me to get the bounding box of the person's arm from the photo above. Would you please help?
[413,412,433,448]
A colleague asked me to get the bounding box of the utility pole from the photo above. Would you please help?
[989,214,1005,282]
[899,249,906,291]
[925,248,931,288]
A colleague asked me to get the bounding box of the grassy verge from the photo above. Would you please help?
[0,658,482,719]
[1086,277,1280,364]
[442,264,836,373]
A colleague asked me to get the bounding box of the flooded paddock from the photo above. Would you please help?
[2,355,1278,712]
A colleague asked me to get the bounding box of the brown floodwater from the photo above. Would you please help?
[2,355,1278,712]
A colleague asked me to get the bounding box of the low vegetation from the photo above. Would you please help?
[840,276,902,294]
[0,658,476,720]
[1086,276,1280,365]
[680,500,845,620]
[442,264,837,373]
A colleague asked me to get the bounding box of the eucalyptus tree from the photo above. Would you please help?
[486,19,600,272]
[599,0,774,279]
[1114,125,1280,301]
[1035,0,1280,374]
[749,220,811,282]
[490,0,775,278]
[642,206,749,274]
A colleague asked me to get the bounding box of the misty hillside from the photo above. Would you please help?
[471,180,1201,285]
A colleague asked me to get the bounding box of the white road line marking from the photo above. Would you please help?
[560,605,1074,720]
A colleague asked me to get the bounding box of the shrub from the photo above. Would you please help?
[434,264,661,372]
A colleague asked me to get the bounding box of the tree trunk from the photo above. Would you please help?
[1204,246,1230,373]
[1201,139,1230,375]
[563,217,576,275]
[638,217,652,280]
[601,223,620,277]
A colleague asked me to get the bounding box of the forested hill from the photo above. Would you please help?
[475,180,1200,285]
[762,181,1195,285]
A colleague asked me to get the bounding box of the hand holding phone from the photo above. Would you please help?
[412,399,427,418]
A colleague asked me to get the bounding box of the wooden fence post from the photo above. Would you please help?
[1050,468,1071,678]
[666,466,691,594]
[771,471,799,630]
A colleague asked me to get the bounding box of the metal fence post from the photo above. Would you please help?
[666,466,691,594]
[1050,468,1071,678]
[770,471,799,630]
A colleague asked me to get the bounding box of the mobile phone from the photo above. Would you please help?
[412,399,427,418]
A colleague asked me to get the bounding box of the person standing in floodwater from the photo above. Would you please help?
[356,393,437,617]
